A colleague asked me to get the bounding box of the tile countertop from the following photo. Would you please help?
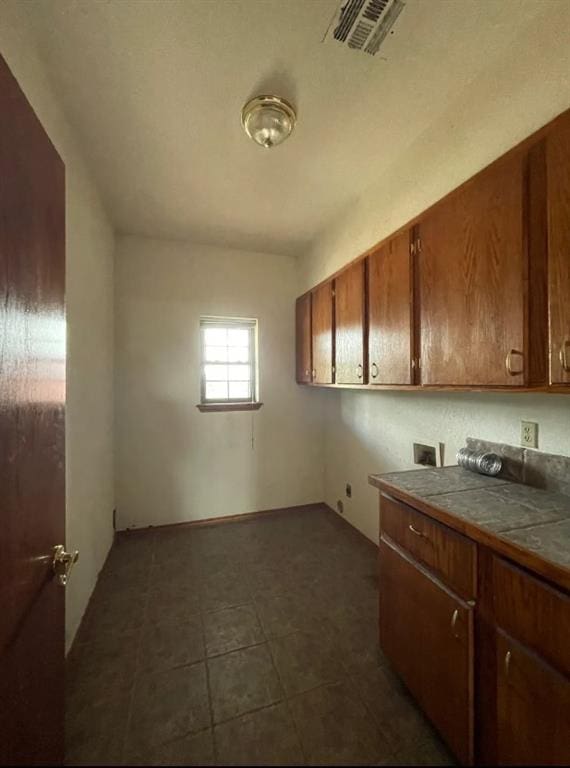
[369,466,570,589]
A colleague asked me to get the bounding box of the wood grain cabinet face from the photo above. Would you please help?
[379,538,474,765]
[334,261,365,384]
[368,230,413,384]
[311,281,334,384]
[496,631,570,766]
[547,112,570,385]
[418,152,527,386]
[295,293,312,384]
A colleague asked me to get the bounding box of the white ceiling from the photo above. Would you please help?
[25,0,558,256]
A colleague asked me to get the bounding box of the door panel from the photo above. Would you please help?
[496,632,570,765]
[295,293,312,383]
[418,152,526,385]
[0,54,66,765]
[547,112,570,384]
[335,261,365,384]
[368,230,413,384]
[379,538,474,765]
[311,281,334,384]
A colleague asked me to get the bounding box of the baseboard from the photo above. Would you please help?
[324,503,379,551]
[117,501,328,535]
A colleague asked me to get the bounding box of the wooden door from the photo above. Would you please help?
[496,632,570,765]
[335,261,365,384]
[379,538,474,765]
[0,55,66,765]
[311,281,334,384]
[547,112,570,385]
[368,230,413,384]
[295,293,312,383]
[418,152,526,385]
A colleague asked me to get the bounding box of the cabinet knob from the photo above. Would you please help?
[408,523,427,540]
[504,649,512,676]
[304,369,310,377]
[357,364,363,379]
[560,340,570,373]
[505,349,524,376]
[311,369,316,379]
[371,362,379,379]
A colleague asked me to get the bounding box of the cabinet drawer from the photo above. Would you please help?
[493,556,570,676]
[380,494,476,599]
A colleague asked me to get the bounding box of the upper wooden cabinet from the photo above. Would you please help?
[335,261,366,384]
[295,293,312,384]
[311,281,334,384]
[418,152,527,386]
[547,112,570,385]
[295,107,570,393]
[368,229,414,385]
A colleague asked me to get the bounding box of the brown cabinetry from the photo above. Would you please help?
[295,293,312,384]
[547,111,570,385]
[379,537,474,765]
[417,152,527,386]
[368,230,414,384]
[377,490,570,766]
[311,281,334,384]
[496,632,570,766]
[334,261,365,384]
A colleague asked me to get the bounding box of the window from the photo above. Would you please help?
[199,317,260,408]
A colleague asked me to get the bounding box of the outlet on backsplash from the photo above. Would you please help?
[521,421,538,449]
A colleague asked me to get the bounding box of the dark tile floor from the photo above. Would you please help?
[66,506,455,766]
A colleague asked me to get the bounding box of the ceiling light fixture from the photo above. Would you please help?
[241,95,296,149]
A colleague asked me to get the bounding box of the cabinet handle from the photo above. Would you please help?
[304,369,310,377]
[505,349,524,376]
[371,362,379,379]
[312,369,316,379]
[450,608,459,638]
[504,649,512,676]
[560,340,570,373]
[408,524,426,539]
[357,364,363,379]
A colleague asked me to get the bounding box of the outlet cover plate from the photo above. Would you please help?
[521,421,538,449]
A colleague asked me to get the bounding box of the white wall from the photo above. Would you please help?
[299,5,570,544]
[115,236,324,530]
[0,3,116,649]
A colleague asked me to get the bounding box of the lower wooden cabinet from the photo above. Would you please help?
[379,537,474,765]
[378,493,570,766]
[496,631,570,765]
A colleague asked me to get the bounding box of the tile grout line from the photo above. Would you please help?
[198,609,218,763]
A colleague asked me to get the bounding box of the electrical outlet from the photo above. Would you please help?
[521,420,538,449]
[345,483,352,498]
[337,499,344,515]
[413,443,437,467]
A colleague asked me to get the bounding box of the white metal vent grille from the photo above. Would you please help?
[324,0,405,56]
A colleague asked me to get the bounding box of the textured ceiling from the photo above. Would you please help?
[25,0,556,255]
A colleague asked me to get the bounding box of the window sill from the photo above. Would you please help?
[196,402,264,413]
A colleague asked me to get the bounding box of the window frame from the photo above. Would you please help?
[199,316,259,406]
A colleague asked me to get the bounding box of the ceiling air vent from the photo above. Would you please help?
[324,0,406,56]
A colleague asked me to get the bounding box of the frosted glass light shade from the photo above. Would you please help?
[241,95,296,149]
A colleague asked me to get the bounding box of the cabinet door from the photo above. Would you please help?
[497,632,570,765]
[311,281,334,384]
[379,538,474,765]
[368,230,413,384]
[335,261,365,384]
[547,113,570,385]
[418,152,526,385]
[295,293,312,384]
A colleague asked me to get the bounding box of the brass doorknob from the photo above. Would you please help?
[52,545,79,586]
